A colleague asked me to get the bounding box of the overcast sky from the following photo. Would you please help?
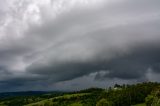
[0,0,160,92]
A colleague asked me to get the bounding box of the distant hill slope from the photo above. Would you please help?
[0,91,51,98]
[25,93,90,106]
[0,91,61,98]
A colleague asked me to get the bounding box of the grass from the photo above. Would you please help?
[69,102,83,106]
[0,102,7,106]
[54,93,89,99]
[133,103,146,106]
[25,93,89,106]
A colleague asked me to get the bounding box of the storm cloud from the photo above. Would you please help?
[0,0,160,92]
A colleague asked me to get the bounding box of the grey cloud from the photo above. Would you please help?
[105,46,160,79]
[0,0,160,91]
[28,44,160,81]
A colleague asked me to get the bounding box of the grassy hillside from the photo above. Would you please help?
[0,82,160,106]
[25,93,89,106]
[133,103,146,106]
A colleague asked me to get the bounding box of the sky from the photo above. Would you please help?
[0,0,160,92]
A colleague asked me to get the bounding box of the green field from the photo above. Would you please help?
[69,102,83,106]
[25,93,89,106]
[133,103,146,106]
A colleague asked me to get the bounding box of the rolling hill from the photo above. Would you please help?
[0,82,160,106]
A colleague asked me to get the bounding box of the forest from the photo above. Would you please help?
[0,82,160,106]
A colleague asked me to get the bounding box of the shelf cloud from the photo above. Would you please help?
[0,0,160,92]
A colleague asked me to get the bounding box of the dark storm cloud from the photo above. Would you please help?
[28,44,160,81]
[0,0,160,91]
[27,19,160,82]
[103,46,160,79]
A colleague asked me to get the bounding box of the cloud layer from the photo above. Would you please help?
[0,0,160,92]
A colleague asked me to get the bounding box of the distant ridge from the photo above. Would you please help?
[0,91,61,98]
